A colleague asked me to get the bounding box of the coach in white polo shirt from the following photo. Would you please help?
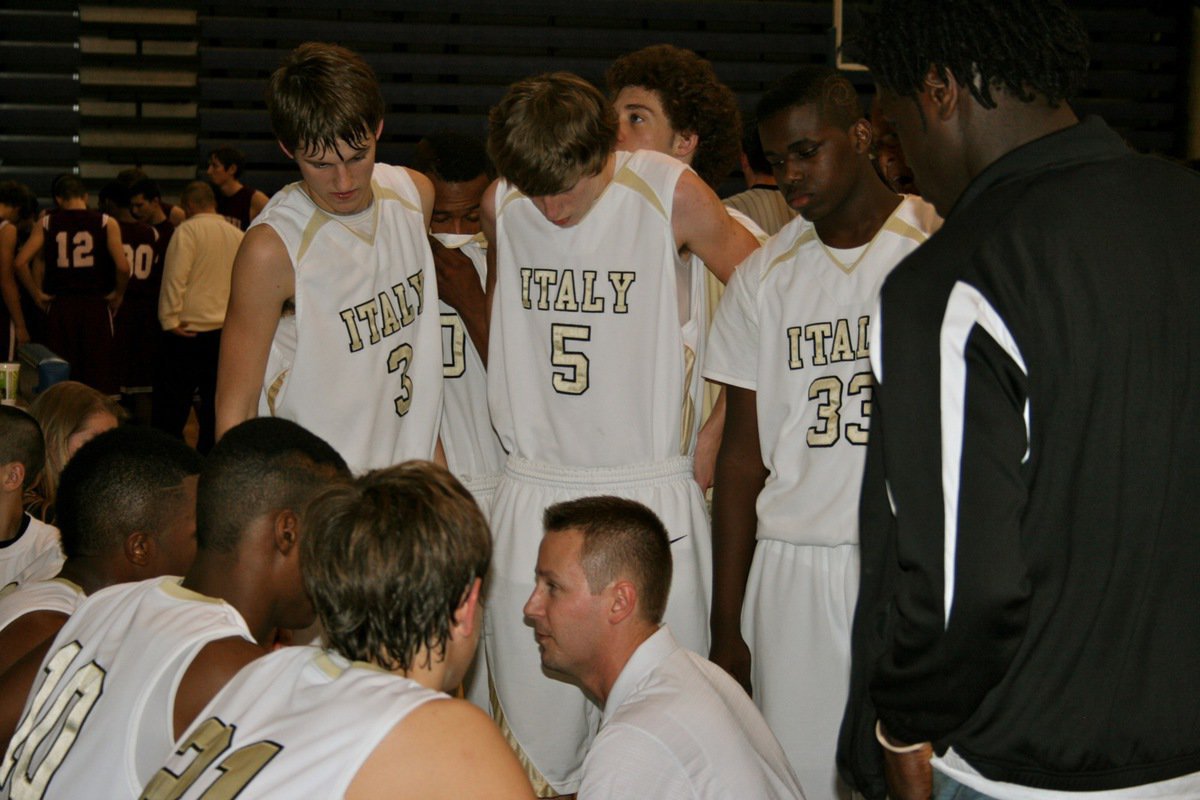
[523,496,805,800]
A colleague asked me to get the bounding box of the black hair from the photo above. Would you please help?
[209,146,247,176]
[413,130,492,183]
[756,66,863,132]
[57,427,203,559]
[850,0,1089,110]
[196,418,350,553]
[0,407,44,490]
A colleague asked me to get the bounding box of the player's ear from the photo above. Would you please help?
[277,141,296,161]
[374,119,384,141]
[849,118,873,156]
[125,530,152,566]
[923,65,960,122]
[672,130,699,161]
[452,577,483,638]
[607,580,638,625]
[0,461,25,492]
[273,509,300,556]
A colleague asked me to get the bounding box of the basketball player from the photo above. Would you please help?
[215,42,443,472]
[140,461,533,800]
[98,181,166,424]
[206,146,270,231]
[704,67,939,800]
[0,426,200,677]
[0,418,348,799]
[0,407,60,593]
[606,44,767,490]
[483,72,759,795]
[128,177,178,248]
[13,175,130,395]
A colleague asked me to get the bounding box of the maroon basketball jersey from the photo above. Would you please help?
[41,209,116,296]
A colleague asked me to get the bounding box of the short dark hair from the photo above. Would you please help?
[0,407,44,490]
[302,462,491,671]
[488,72,617,197]
[196,418,349,553]
[129,178,162,202]
[98,181,131,211]
[851,0,1089,110]
[756,66,864,132]
[56,427,202,559]
[0,181,39,222]
[180,181,216,211]
[606,44,741,190]
[413,130,492,183]
[51,175,87,201]
[543,496,672,624]
[209,146,246,176]
[267,42,385,157]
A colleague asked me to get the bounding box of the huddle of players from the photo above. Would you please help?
[1,34,936,800]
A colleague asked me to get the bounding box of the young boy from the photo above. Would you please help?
[483,71,758,795]
[216,42,443,472]
[704,66,939,800]
[141,462,534,800]
[0,407,60,592]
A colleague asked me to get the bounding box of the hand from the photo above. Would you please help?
[104,290,123,314]
[13,324,29,346]
[693,422,719,491]
[709,632,753,695]
[882,739,933,800]
[34,291,53,312]
[429,235,484,314]
[169,325,197,338]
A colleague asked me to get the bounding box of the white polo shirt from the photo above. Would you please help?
[578,626,805,799]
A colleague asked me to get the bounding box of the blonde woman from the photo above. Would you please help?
[26,381,122,521]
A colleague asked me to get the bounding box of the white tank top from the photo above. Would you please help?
[255,164,443,472]
[489,149,706,467]
[0,576,82,633]
[0,577,253,799]
[432,232,506,485]
[140,646,444,799]
[0,516,64,594]
[705,196,941,546]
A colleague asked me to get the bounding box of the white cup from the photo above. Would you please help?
[0,362,18,405]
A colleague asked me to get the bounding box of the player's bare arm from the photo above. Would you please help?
[104,215,130,311]
[672,169,759,284]
[0,610,69,676]
[0,224,29,343]
[0,637,52,751]
[173,636,267,739]
[708,384,767,694]
[12,224,50,308]
[215,225,295,440]
[348,698,535,800]
[249,190,270,223]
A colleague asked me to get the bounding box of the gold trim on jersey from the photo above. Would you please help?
[265,369,289,417]
[612,166,669,222]
[159,577,226,605]
[496,187,526,218]
[881,212,932,244]
[764,228,817,279]
[296,213,327,263]
[680,344,697,456]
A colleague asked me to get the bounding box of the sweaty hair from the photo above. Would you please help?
[302,461,491,672]
[543,496,672,624]
[488,72,617,197]
[606,44,741,190]
[0,407,44,490]
[209,146,246,177]
[851,0,1089,110]
[756,66,864,132]
[196,418,349,553]
[413,130,492,183]
[180,180,216,212]
[267,42,385,157]
[56,426,202,559]
[51,175,87,202]
[129,178,162,202]
[28,381,124,521]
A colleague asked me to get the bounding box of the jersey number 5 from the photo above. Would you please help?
[551,323,591,395]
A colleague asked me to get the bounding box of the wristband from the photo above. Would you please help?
[875,720,928,754]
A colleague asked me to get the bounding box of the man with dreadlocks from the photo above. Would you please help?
[837,2,1200,800]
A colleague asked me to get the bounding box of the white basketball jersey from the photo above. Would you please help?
[489,149,705,467]
[255,163,443,472]
[0,516,64,594]
[140,646,444,800]
[432,232,506,488]
[706,196,940,546]
[0,577,254,799]
[0,577,82,633]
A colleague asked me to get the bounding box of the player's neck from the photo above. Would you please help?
[395,647,452,693]
[183,552,277,646]
[0,493,24,543]
[815,171,902,250]
[219,178,243,197]
[60,199,88,211]
[57,556,130,596]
